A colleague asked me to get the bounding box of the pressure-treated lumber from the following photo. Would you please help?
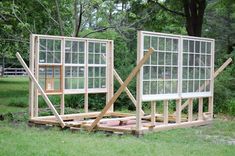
[29,34,34,118]
[163,100,168,124]
[188,98,193,122]
[16,52,65,128]
[176,99,181,123]
[151,101,156,126]
[88,48,154,132]
[180,58,232,111]
[198,98,203,120]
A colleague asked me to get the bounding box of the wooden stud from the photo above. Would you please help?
[60,94,64,115]
[188,98,193,122]
[176,99,181,123]
[16,52,66,128]
[208,96,213,119]
[29,34,35,118]
[34,36,39,117]
[163,100,168,124]
[151,101,156,126]
[88,48,154,132]
[198,98,203,120]
[107,41,114,112]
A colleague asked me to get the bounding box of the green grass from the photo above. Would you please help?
[0,120,234,156]
[0,77,235,155]
[0,77,28,113]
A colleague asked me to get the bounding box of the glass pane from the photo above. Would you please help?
[72,41,78,52]
[54,52,61,63]
[143,66,150,80]
[88,78,93,88]
[159,37,165,50]
[166,38,172,51]
[151,81,157,94]
[173,39,178,51]
[207,42,211,54]
[79,53,84,64]
[65,53,71,64]
[95,43,100,53]
[101,78,106,88]
[151,52,157,65]
[143,81,150,95]
[101,43,106,53]
[65,78,71,89]
[39,51,46,63]
[79,42,85,52]
[151,66,157,79]
[151,37,158,50]
[47,51,53,63]
[40,39,46,51]
[72,53,78,64]
[88,42,94,53]
[54,40,61,51]
[183,40,188,52]
[144,36,150,50]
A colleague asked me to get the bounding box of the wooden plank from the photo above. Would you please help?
[198,98,203,120]
[16,52,66,128]
[34,36,39,117]
[88,48,154,132]
[208,96,213,119]
[180,58,232,111]
[29,34,35,118]
[163,100,168,124]
[188,98,193,122]
[176,99,181,123]
[60,94,64,115]
[151,101,156,126]
[107,41,114,112]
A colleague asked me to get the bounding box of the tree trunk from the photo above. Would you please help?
[183,0,206,37]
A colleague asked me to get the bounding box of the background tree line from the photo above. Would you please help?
[0,0,235,115]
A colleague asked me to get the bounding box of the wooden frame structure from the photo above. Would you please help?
[16,32,232,135]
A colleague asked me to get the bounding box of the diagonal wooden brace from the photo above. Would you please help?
[179,58,232,111]
[102,54,145,115]
[16,52,66,128]
[88,48,154,132]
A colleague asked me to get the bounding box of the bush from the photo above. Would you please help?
[8,97,28,107]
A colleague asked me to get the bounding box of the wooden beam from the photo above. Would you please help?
[176,99,181,123]
[88,48,154,132]
[188,98,193,122]
[29,34,35,118]
[180,58,232,111]
[163,100,168,124]
[16,52,66,128]
[208,97,213,119]
[198,98,203,120]
[151,101,156,126]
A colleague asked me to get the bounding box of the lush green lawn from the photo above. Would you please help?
[0,120,234,156]
[0,77,28,113]
[0,77,235,156]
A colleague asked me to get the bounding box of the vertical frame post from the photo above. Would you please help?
[151,101,156,126]
[107,41,114,112]
[29,34,35,118]
[163,100,168,124]
[198,97,203,120]
[34,36,39,117]
[84,39,89,113]
[60,38,65,115]
[176,99,181,123]
[136,31,143,133]
[188,98,193,122]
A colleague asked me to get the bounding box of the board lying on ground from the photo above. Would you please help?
[16,32,232,135]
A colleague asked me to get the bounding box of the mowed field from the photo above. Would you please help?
[0,77,235,156]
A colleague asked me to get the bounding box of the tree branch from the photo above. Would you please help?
[151,0,185,17]
[82,26,115,38]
